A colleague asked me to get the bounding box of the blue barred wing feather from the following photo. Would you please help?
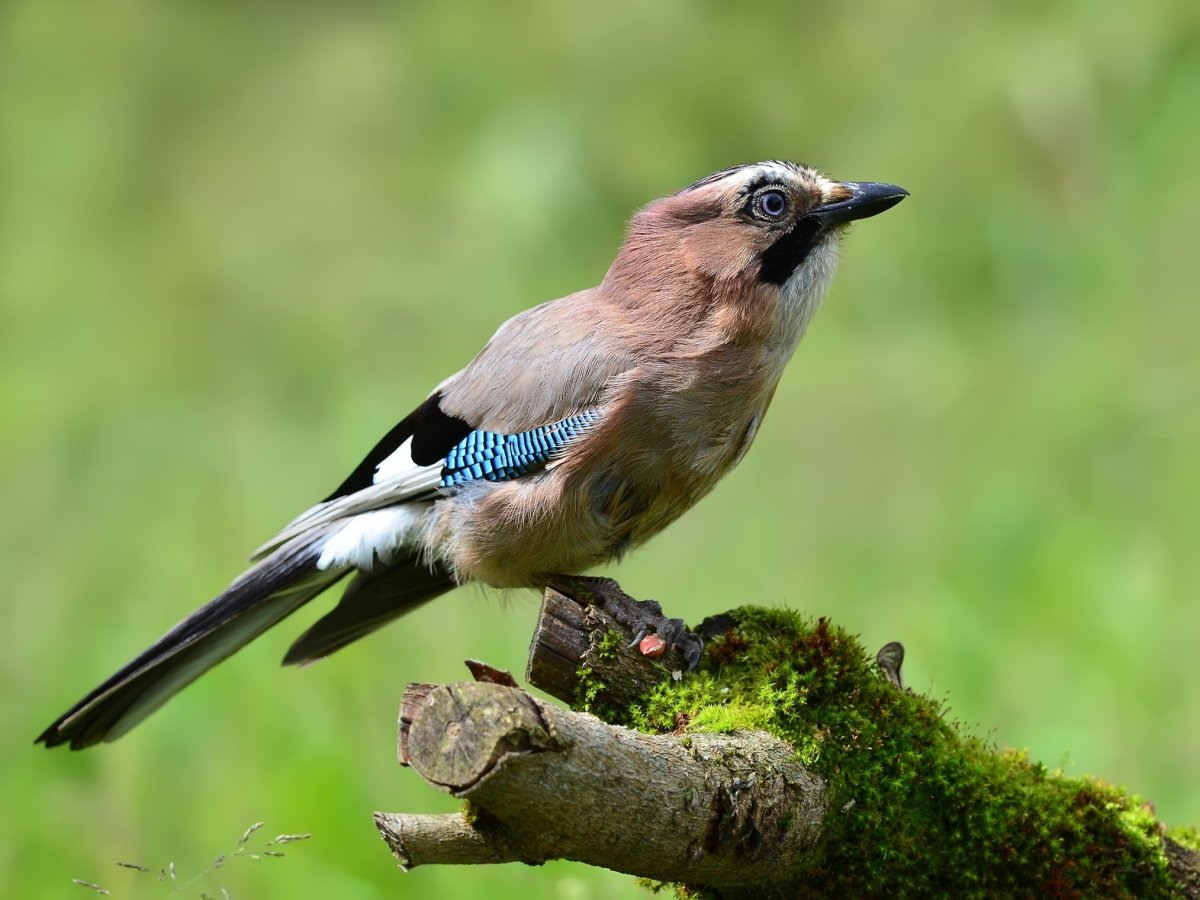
[439,411,598,488]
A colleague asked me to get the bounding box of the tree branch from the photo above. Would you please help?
[375,583,1200,897]
[373,812,513,868]
[380,679,825,889]
[526,584,693,708]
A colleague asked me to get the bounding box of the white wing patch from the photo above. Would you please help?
[253,443,444,560]
[315,504,430,571]
[374,436,418,483]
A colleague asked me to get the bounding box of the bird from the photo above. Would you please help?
[37,160,907,749]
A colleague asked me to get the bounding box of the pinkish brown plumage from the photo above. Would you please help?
[430,164,877,586]
[39,161,906,748]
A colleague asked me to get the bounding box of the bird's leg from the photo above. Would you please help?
[544,575,704,671]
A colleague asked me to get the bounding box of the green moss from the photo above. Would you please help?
[573,630,636,720]
[573,664,624,724]
[594,629,626,661]
[1170,825,1200,853]
[584,607,1185,897]
[460,799,480,826]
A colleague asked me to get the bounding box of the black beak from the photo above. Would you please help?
[808,182,908,227]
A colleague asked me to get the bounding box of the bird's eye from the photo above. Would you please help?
[755,189,788,219]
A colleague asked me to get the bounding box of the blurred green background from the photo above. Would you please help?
[3,0,1198,896]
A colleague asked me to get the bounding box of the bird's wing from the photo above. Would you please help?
[251,447,444,558]
[254,288,635,559]
[435,287,638,432]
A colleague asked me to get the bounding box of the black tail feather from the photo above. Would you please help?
[283,555,455,665]
[36,535,345,750]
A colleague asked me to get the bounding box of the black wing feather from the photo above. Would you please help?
[325,392,472,501]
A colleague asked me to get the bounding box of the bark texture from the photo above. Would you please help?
[527,586,688,707]
[382,680,825,890]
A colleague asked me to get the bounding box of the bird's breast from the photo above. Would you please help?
[577,369,778,545]
[428,354,781,587]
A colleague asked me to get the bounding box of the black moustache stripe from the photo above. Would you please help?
[757,219,821,285]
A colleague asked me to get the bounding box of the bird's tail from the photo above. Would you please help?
[282,556,456,665]
[36,532,345,750]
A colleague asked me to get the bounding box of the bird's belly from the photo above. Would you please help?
[426,474,610,587]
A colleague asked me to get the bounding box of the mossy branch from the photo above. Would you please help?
[375,584,1200,897]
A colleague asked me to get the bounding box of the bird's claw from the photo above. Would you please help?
[625,606,703,671]
[550,575,703,672]
[677,630,704,671]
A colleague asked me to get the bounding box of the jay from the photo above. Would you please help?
[39,160,906,748]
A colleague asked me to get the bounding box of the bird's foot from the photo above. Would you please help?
[544,575,704,671]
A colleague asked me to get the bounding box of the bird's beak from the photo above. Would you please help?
[808,182,908,227]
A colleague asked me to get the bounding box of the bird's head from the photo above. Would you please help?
[605,160,907,343]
